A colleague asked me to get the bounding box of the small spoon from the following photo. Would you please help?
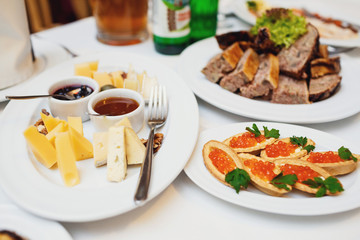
[6,88,82,101]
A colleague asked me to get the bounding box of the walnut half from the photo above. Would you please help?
[141,133,164,153]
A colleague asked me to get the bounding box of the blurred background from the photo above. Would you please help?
[25,0,92,33]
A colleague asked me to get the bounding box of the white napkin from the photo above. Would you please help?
[0,0,34,89]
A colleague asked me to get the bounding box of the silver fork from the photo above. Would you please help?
[134,85,168,205]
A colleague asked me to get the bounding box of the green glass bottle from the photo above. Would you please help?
[190,0,218,43]
[152,0,191,55]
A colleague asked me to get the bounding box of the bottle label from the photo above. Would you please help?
[153,0,190,38]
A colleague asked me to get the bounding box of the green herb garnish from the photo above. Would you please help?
[303,145,315,153]
[338,146,357,162]
[270,172,297,191]
[290,136,315,153]
[250,8,307,48]
[246,124,280,138]
[302,176,344,197]
[246,124,261,137]
[225,168,251,193]
[263,126,280,139]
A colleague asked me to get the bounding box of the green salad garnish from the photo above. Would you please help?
[250,8,307,48]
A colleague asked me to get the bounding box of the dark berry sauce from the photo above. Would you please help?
[53,85,93,100]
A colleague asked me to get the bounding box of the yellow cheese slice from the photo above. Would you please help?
[124,77,138,91]
[110,71,124,88]
[74,63,92,78]
[23,126,57,168]
[88,60,99,71]
[113,117,132,128]
[137,71,146,92]
[93,132,108,167]
[67,116,83,136]
[107,126,127,182]
[93,72,112,87]
[46,122,68,146]
[125,127,145,165]
[55,131,80,187]
[41,113,64,132]
[69,126,93,161]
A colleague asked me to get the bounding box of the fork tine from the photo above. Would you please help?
[158,86,163,120]
[148,86,155,120]
[162,86,168,119]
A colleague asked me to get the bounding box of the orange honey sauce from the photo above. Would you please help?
[244,159,276,181]
[208,148,236,174]
[265,141,298,158]
[307,152,344,163]
[280,164,320,182]
[229,132,266,148]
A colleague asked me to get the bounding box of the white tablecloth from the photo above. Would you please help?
[1,1,360,239]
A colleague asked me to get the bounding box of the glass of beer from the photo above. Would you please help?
[91,0,149,46]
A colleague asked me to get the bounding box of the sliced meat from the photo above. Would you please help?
[278,24,319,79]
[309,74,341,101]
[253,27,281,55]
[222,42,244,69]
[271,75,310,104]
[310,57,341,78]
[220,48,260,92]
[201,43,244,83]
[316,44,329,58]
[240,53,279,98]
[215,31,254,50]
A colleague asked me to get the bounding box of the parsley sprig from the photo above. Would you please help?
[302,176,344,197]
[270,172,297,191]
[246,124,280,138]
[338,146,357,162]
[290,136,315,153]
[225,168,251,193]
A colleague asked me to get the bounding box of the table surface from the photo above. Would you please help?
[1,1,360,239]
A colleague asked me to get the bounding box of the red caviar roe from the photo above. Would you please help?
[307,152,344,163]
[229,132,266,148]
[244,159,276,181]
[280,164,320,182]
[265,141,298,158]
[209,148,236,174]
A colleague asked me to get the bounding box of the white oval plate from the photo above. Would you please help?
[184,122,360,216]
[230,0,360,47]
[0,204,72,240]
[178,37,360,124]
[0,52,199,222]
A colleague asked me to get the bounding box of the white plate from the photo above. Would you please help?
[0,52,199,222]
[184,122,360,216]
[0,204,72,240]
[230,0,360,47]
[0,37,71,102]
[178,37,360,124]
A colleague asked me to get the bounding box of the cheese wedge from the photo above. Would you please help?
[113,117,132,128]
[110,71,124,88]
[67,116,83,136]
[55,131,80,187]
[74,63,92,78]
[107,126,127,182]
[125,127,145,165]
[88,60,99,71]
[93,132,108,167]
[93,72,112,87]
[69,126,93,160]
[41,113,64,132]
[46,122,68,146]
[23,126,57,168]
